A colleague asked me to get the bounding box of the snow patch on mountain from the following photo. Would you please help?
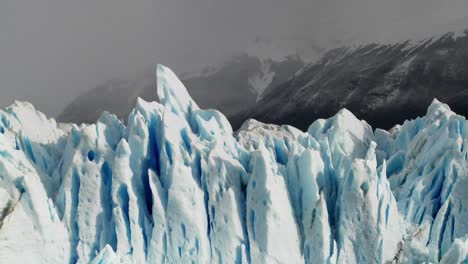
[245,40,303,100]
[247,62,275,101]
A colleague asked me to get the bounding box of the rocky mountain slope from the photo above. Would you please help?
[234,31,468,130]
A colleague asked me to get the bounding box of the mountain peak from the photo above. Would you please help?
[245,38,298,62]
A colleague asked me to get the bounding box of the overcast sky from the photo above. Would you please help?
[1,0,467,117]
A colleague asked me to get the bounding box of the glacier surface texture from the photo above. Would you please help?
[0,65,468,263]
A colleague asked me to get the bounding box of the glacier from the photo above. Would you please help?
[0,64,468,263]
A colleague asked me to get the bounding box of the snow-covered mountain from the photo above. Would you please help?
[1,65,468,263]
[58,47,304,125]
[234,30,468,130]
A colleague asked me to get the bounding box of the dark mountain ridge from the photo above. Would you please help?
[233,30,468,130]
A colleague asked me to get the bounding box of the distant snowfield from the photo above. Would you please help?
[0,65,468,263]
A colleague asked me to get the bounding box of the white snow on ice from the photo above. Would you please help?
[0,66,467,263]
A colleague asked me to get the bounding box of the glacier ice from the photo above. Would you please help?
[0,65,468,263]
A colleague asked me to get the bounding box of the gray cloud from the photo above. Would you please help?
[0,0,467,117]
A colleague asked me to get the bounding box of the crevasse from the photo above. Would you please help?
[0,65,467,263]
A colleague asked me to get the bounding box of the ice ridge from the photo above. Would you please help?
[0,65,467,263]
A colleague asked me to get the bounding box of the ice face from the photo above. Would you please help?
[374,99,468,262]
[0,65,467,263]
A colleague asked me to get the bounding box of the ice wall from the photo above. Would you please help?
[0,65,467,263]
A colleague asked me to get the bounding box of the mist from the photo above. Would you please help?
[0,0,467,117]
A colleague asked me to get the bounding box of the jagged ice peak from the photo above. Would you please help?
[0,65,467,263]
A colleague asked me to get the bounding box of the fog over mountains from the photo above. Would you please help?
[2,0,468,118]
[60,30,468,132]
[58,44,304,124]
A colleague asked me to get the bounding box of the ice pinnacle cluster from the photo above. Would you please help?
[0,65,467,263]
